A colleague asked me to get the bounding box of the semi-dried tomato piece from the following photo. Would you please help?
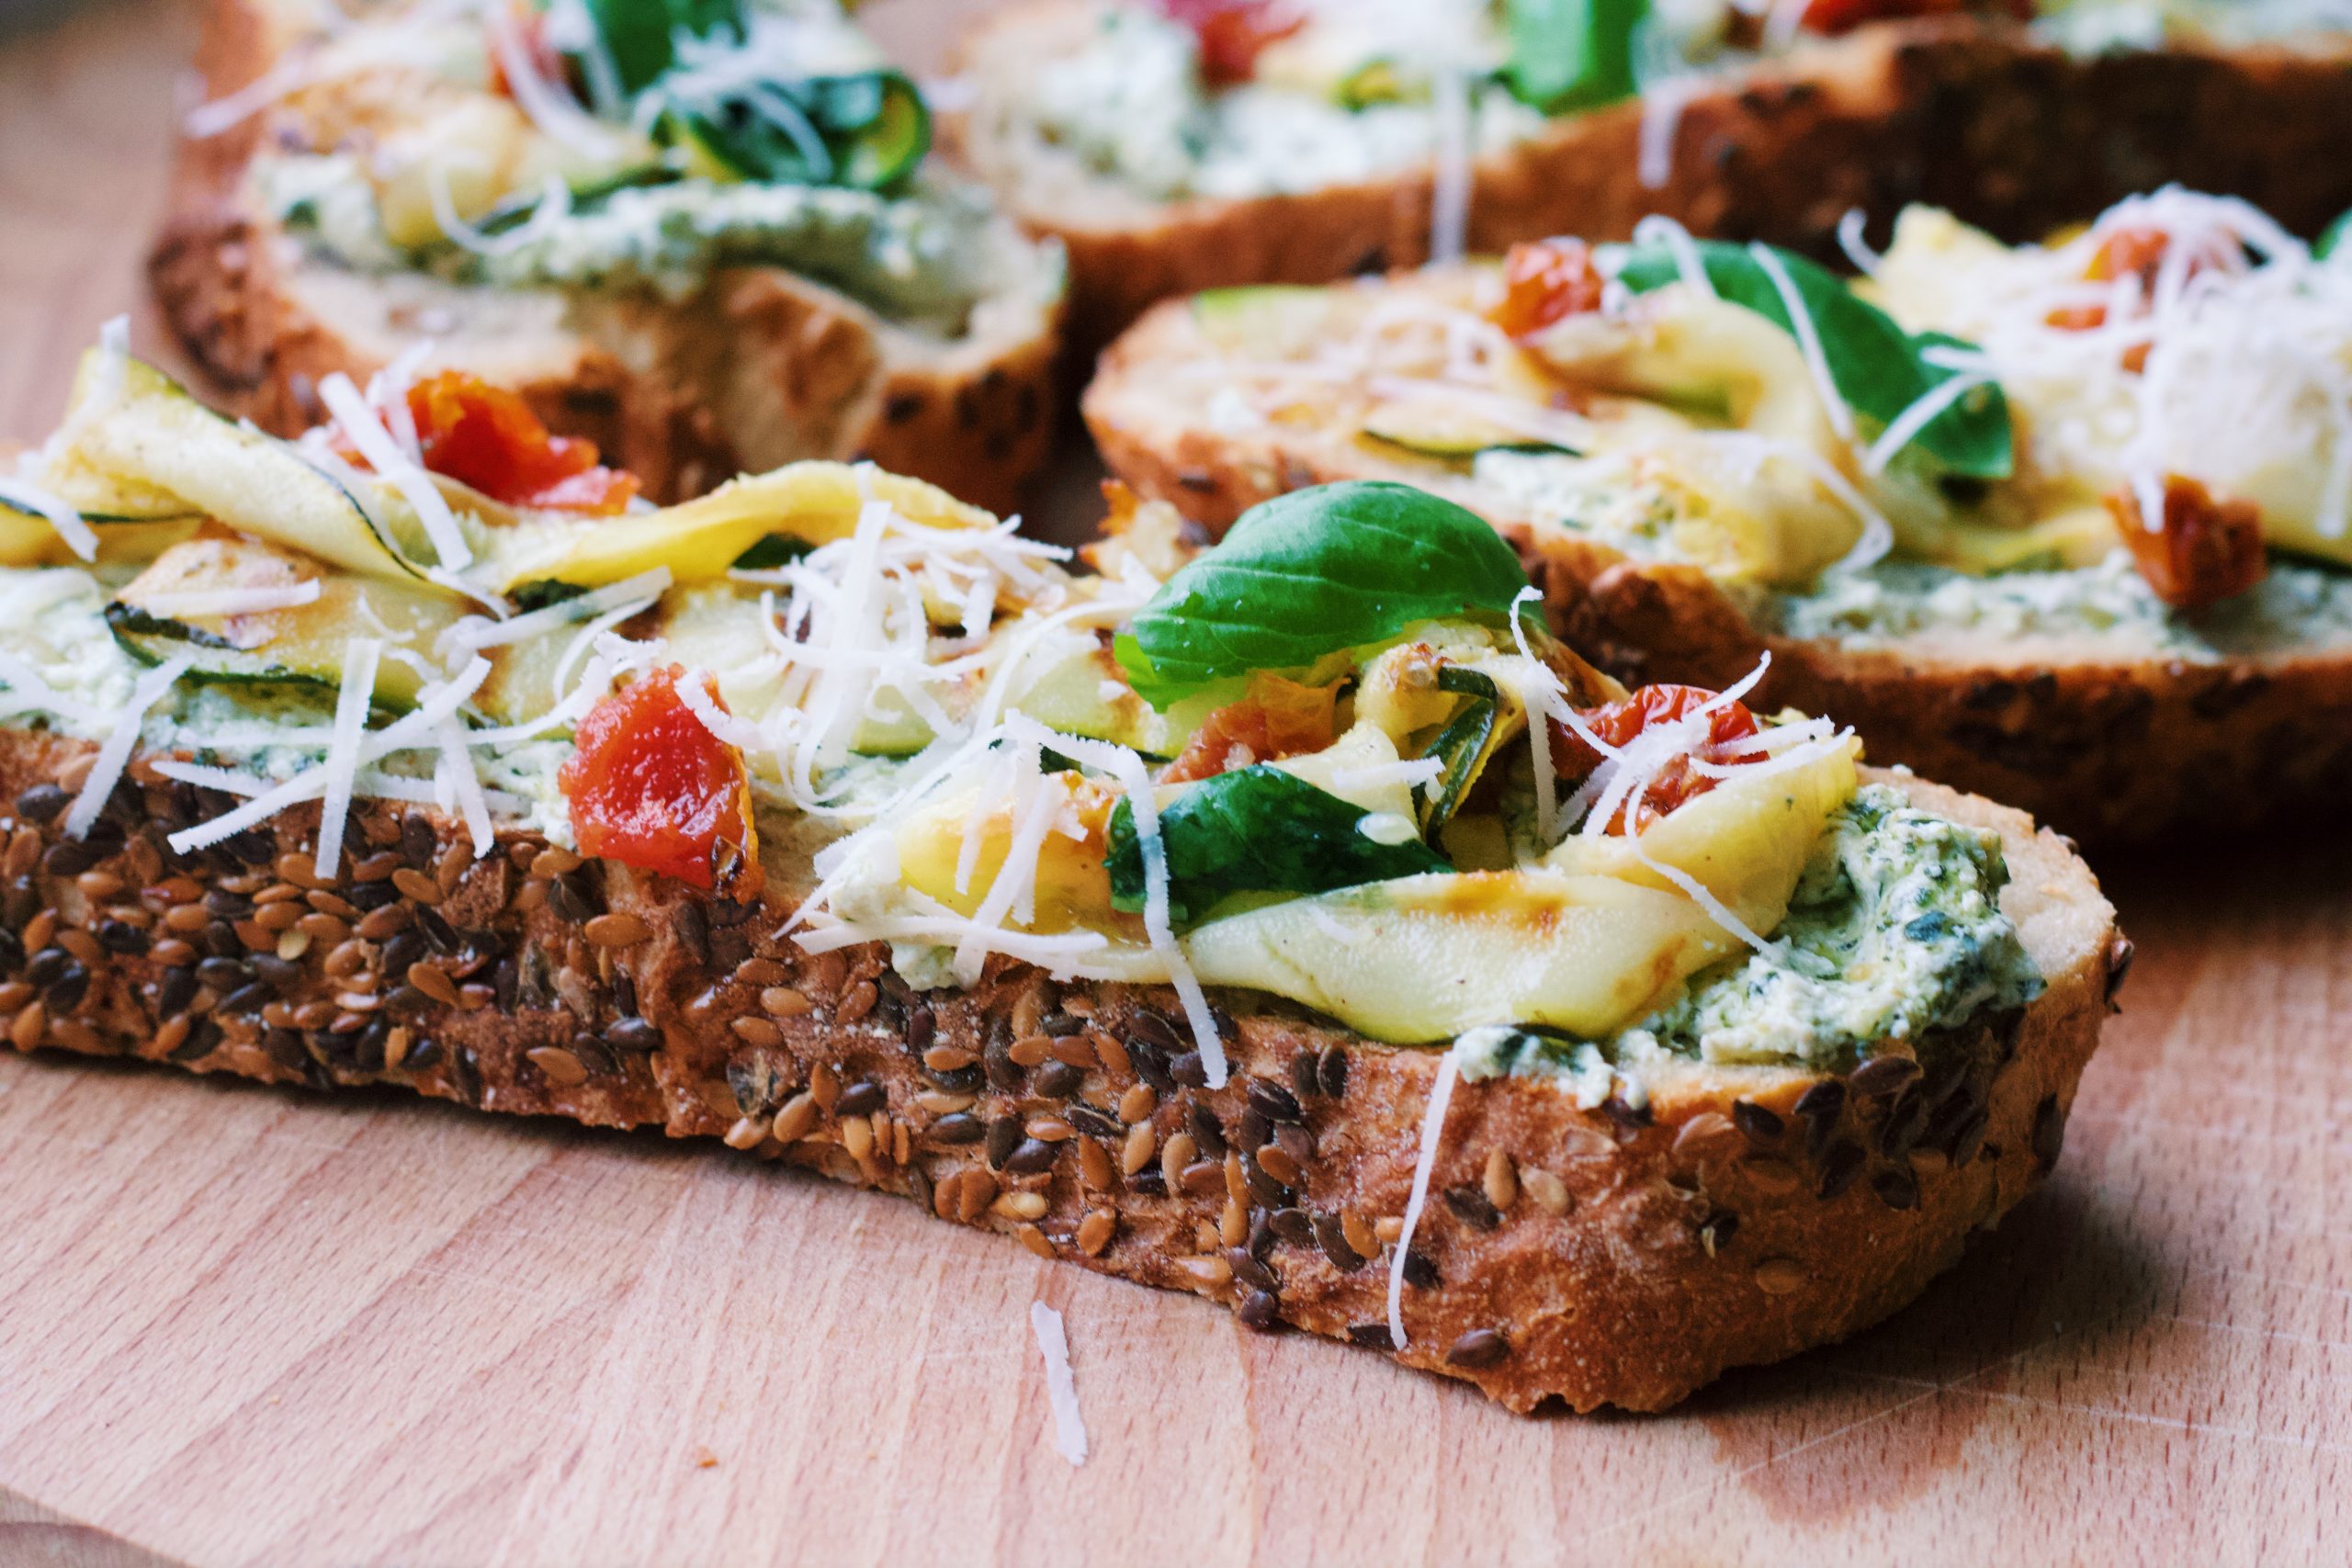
[1796,0,2030,35]
[1550,683,1763,833]
[384,370,640,515]
[484,6,566,100]
[1161,674,1340,783]
[2106,476,2267,613]
[560,667,761,895]
[1487,240,1608,341]
[1159,0,1304,85]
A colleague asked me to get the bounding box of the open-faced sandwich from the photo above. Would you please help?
[154,0,1065,512]
[953,0,2352,350]
[0,347,2120,1412]
[1086,188,2352,838]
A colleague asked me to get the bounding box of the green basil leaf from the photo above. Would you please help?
[584,0,745,96]
[2319,209,2352,260]
[1501,0,1648,113]
[1615,240,2016,479]
[1105,766,1448,927]
[1113,481,1532,709]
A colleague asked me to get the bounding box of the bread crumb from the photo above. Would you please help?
[692,1448,718,1469]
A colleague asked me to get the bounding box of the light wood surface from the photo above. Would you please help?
[2,3,2349,1564]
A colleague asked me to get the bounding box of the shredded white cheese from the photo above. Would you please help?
[317,372,472,572]
[0,471,99,563]
[1028,1300,1088,1467]
[134,582,323,618]
[314,637,383,878]
[1387,1040,1464,1351]
[62,654,192,840]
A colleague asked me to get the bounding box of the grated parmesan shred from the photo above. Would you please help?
[1028,1300,1088,1467]
[317,372,472,572]
[63,654,192,841]
[1387,1040,1464,1351]
[314,637,383,879]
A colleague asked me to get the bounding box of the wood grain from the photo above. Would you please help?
[1,3,2348,1563]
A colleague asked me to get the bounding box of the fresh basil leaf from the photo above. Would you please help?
[1114,481,1532,709]
[1416,667,1500,836]
[1502,0,1648,113]
[1105,766,1448,927]
[584,0,745,96]
[1615,240,2015,479]
[2320,209,2352,261]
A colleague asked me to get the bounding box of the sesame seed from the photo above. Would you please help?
[1755,1258,1806,1295]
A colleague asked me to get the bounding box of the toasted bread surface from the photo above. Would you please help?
[1084,297,2352,841]
[956,2,2352,354]
[1,725,2118,1413]
[152,0,1063,513]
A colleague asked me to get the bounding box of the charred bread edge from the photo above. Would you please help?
[149,0,1063,514]
[1084,303,2352,842]
[2,728,2119,1414]
[955,4,2352,355]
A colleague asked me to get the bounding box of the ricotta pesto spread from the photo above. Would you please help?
[264,159,1045,333]
[0,567,583,845]
[1005,3,1543,204]
[1458,783,2041,1089]
[1470,447,2352,660]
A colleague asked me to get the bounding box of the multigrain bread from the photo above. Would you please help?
[0,738,2120,1413]
[1082,245,2352,842]
[954,3,2352,355]
[0,346,2122,1411]
[153,0,1065,513]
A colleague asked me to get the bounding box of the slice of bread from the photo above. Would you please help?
[1083,291,2352,842]
[954,3,2352,355]
[152,0,1066,513]
[1,728,2119,1413]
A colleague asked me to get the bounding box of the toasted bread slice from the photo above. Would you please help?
[954,2,2352,355]
[153,0,1066,513]
[0,348,2120,1411]
[0,734,2118,1413]
[1084,273,2352,842]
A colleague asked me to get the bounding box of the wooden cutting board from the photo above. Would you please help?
[2,3,2347,1562]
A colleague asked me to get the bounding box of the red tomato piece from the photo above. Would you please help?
[485,6,567,100]
[1158,0,1305,85]
[560,667,761,894]
[1550,683,1762,833]
[401,370,641,515]
[1161,675,1340,784]
[1487,240,1608,341]
[1798,0,2030,35]
[2106,476,2267,613]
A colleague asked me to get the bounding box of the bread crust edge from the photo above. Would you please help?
[1,728,2119,1414]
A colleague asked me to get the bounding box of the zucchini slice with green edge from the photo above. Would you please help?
[671,70,929,192]
[1361,398,1580,462]
[55,352,456,587]
[1415,666,1506,837]
[109,533,462,711]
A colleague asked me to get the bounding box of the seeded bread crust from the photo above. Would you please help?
[1082,297,2352,841]
[149,0,1063,513]
[952,2,2352,356]
[2,727,2120,1413]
